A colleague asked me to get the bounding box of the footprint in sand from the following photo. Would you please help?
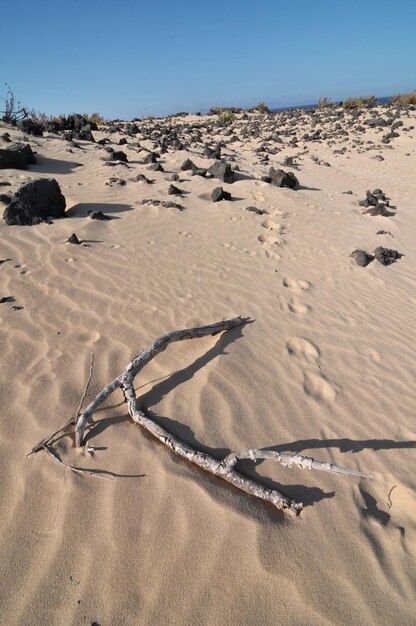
[287,337,336,404]
[303,371,336,404]
[286,337,320,363]
[282,277,311,292]
[261,218,281,231]
[288,297,310,315]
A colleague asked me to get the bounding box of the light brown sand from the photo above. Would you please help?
[0,109,415,625]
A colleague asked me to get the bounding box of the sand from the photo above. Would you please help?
[0,106,415,625]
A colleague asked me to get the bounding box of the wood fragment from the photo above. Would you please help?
[387,484,397,509]
[31,318,371,516]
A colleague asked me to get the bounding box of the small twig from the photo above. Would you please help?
[28,353,94,456]
[76,353,95,418]
[44,445,113,481]
[387,484,397,509]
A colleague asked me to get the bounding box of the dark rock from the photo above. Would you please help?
[88,210,112,220]
[106,150,128,163]
[168,184,183,196]
[119,137,128,145]
[376,230,392,236]
[208,161,234,183]
[0,193,11,204]
[191,168,208,177]
[211,187,231,202]
[11,305,23,311]
[105,177,126,186]
[148,163,164,172]
[245,206,266,215]
[350,250,374,267]
[0,296,15,303]
[143,152,159,164]
[181,158,197,171]
[0,181,11,186]
[0,143,37,169]
[3,178,66,225]
[169,173,179,181]
[268,167,299,188]
[203,143,221,159]
[67,233,81,244]
[140,198,185,211]
[133,174,153,184]
[282,156,295,166]
[373,247,403,266]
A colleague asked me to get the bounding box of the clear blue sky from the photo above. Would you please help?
[3,0,415,118]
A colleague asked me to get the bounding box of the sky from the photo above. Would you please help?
[2,0,416,119]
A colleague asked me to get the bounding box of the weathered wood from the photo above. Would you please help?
[31,317,371,516]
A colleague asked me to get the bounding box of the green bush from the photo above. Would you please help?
[217,108,235,125]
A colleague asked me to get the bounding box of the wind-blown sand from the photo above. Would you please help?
[0,105,415,625]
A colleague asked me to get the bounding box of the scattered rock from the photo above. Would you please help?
[0,296,15,303]
[106,150,128,163]
[3,178,66,225]
[140,199,185,211]
[181,158,197,171]
[376,230,392,236]
[133,174,153,184]
[88,210,112,220]
[373,247,403,266]
[106,177,126,186]
[168,184,183,196]
[208,161,234,183]
[267,167,299,188]
[148,163,164,172]
[245,206,266,215]
[0,193,11,204]
[0,143,37,169]
[67,233,81,244]
[350,250,374,267]
[169,173,179,181]
[211,187,231,202]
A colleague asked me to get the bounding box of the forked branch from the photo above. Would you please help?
[31,318,371,516]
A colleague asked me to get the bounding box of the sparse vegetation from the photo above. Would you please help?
[390,91,416,105]
[317,96,333,109]
[341,95,378,109]
[1,83,28,122]
[254,102,270,114]
[217,109,235,125]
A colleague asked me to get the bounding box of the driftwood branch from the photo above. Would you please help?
[31,318,371,516]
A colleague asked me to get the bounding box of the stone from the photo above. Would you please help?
[134,174,153,184]
[373,247,402,266]
[88,210,112,220]
[106,150,128,163]
[208,161,234,183]
[191,168,208,177]
[181,158,197,171]
[245,206,266,215]
[0,143,37,169]
[168,184,183,196]
[3,178,66,225]
[67,233,81,244]
[148,163,164,172]
[350,250,374,267]
[268,167,299,188]
[203,143,221,159]
[169,173,179,181]
[211,187,231,202]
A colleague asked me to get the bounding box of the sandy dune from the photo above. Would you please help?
[0,106,415,625]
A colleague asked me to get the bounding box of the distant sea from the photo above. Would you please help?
[271,96,390,113]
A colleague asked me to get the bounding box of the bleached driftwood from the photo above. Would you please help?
[66,317,370,516]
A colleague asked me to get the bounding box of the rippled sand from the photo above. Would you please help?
[0,111,415,625]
